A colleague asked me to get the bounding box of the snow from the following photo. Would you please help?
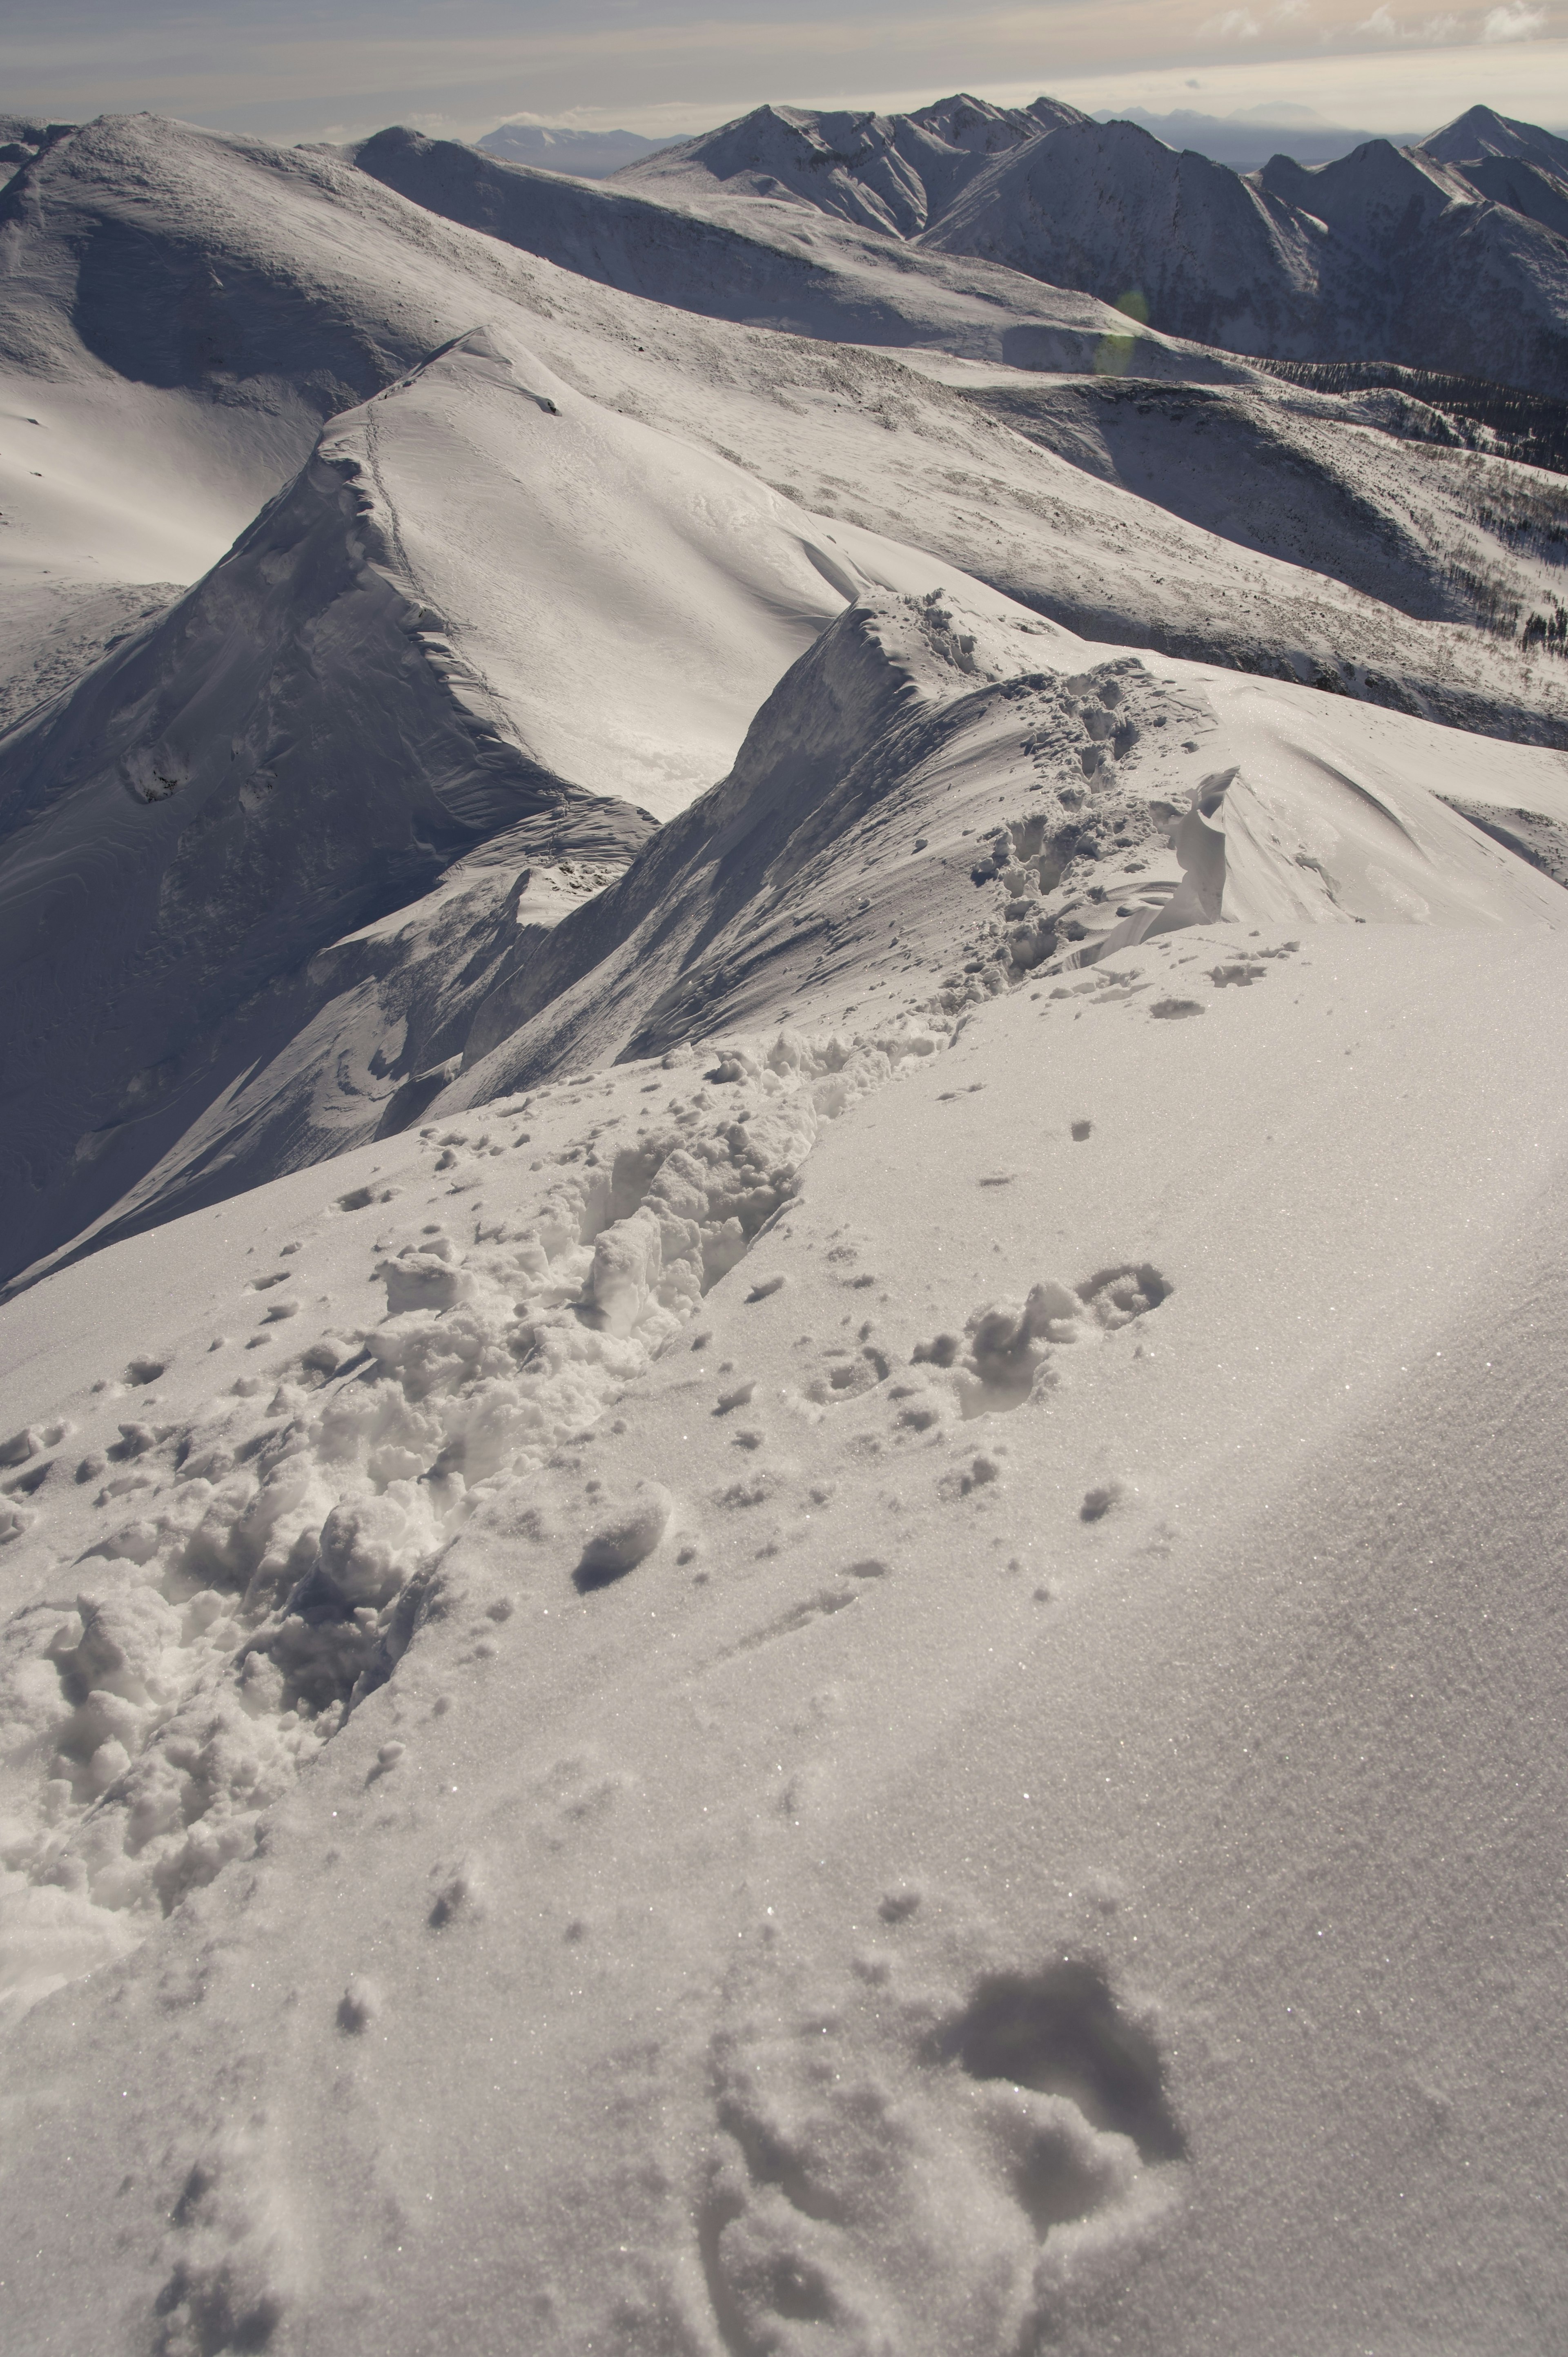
[3,893,1566,2350]
[2,86,1568,2357]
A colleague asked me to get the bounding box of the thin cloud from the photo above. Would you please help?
[1480,1,1546,34]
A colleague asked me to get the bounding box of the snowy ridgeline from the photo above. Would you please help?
[2,84,1568,2357]
[3,588,1566,1975]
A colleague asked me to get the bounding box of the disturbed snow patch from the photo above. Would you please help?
[0,1016,947,2028]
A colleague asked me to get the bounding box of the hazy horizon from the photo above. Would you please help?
[7,0,1567,149]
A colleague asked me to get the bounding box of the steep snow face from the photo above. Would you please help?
[923,117,1568,395]
[923,119,1329,356]
[0,320,890,1287]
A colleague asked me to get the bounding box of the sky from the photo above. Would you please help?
[5,0,1567,147]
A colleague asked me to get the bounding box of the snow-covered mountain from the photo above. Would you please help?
[3,87,1568,2357]
[593,92,1568,393]
[5,105,1568,1289]
[609,94,1091,236]
[347,119,1157,370]
[1417,100,1568,176]
[925,116,1568,391]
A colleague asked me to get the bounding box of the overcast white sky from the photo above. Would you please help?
[7,0,1566,144]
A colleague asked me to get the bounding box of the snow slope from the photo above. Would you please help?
[2,579,1566,2355]
[954,371,1568,644]
[0,317,930,1287]
[8,109,1561,755]
[348,121,1174,372]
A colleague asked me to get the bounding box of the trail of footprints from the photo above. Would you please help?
[0,1019,948,2024]
[0,934,1195,2046]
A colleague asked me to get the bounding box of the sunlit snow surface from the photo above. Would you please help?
[1,98,1568,2357]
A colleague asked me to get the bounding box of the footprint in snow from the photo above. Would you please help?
[699,1927,1186,2357]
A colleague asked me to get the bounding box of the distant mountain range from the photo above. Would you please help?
[474,122,690,178]
[1099,105,1422,172]
[595,97,1568,392]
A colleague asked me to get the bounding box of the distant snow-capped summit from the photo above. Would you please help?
[1417,102,1568,177]
[610,92,1093,237]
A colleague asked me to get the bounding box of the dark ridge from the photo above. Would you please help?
[1252,359,1568,475]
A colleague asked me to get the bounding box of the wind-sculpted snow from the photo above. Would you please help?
[439,587,1568,1111]
[0,321,893,1287]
